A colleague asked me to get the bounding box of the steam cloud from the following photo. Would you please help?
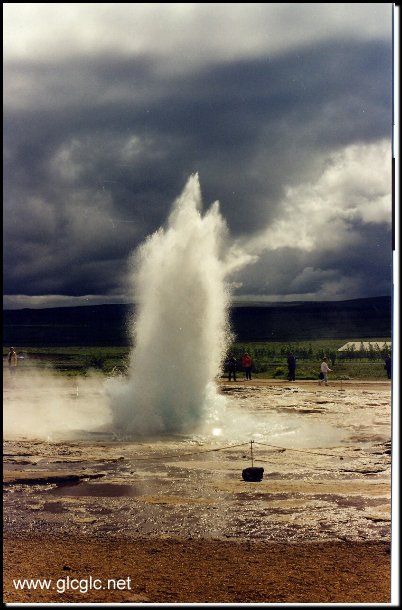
[107,174,233,436]
[3,369,111,440]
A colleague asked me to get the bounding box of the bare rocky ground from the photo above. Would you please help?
[3,379,392,602]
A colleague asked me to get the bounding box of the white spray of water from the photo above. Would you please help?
[107,174,231,436]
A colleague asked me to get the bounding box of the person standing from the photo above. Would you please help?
[287,352,296,381]
[319,356,332,385]
[242,352,252,380]
[8,347,18,376]
[226,353,237,381]
[384,355,392,380]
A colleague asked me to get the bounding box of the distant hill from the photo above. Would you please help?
[3,296,391,347]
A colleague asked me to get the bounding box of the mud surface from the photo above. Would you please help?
[4,380,391,544]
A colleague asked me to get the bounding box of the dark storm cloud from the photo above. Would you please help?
[3,35,392,301]
[234,221,392,300]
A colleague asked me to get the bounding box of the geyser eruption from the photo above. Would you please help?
[108,175,231,436]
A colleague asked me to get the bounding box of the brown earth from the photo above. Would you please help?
[3,536,390,604]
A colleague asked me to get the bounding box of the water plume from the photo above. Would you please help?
[107,174,231,436]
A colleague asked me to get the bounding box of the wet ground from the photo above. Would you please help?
[3,379,391,544]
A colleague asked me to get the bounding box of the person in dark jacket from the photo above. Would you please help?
[384,355,392,379]
[287,352,296,381]
[225,353,237,381]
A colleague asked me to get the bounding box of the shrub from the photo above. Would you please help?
[84,355,105,369]
[253,361,268,373]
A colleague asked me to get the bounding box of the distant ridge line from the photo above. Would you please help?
[3,296,391,346]
[3,294,392,312]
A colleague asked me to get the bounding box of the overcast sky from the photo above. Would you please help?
[3,3,393,308]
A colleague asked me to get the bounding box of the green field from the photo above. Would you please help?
[230,339,391,380]
[3,338,392,380]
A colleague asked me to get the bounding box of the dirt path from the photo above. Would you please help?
[3,536,391,603]
[218,378,391,390]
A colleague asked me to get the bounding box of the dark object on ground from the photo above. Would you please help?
[242,467,264,482]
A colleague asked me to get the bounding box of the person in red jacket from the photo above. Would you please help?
[242,352,252,380]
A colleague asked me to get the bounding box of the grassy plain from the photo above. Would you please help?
[3,337,391,380]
